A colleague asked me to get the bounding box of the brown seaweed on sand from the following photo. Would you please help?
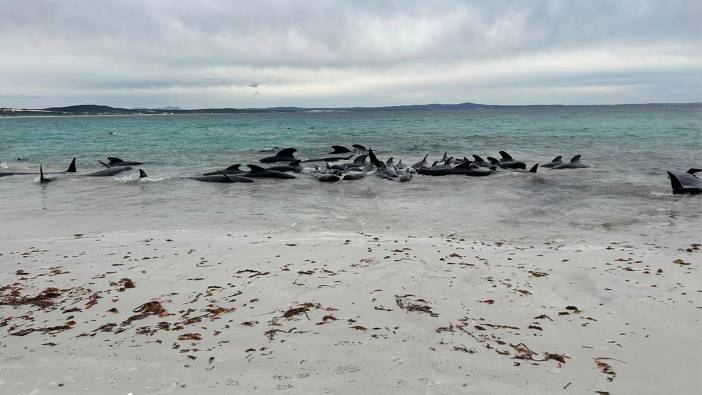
[10,321,76,336]
[395,295,439,317]
[0,286,62,309]
[594,357,624,381]
[122,301,171,325]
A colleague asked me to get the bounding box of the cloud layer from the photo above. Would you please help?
[0,0,700,107]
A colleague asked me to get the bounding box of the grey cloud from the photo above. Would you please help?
[0,0,699,107]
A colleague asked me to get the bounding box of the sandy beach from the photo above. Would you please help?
[1,229,699,394]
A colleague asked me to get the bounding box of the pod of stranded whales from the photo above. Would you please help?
[1,145,700,195]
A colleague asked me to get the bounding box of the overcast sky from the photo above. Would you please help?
[0,0,700,108]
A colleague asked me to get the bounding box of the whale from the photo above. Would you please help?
[1,158,76,177]
[472,155,495,169]
[260,148,297,163]
[86,163,133,177]
[487,156,526,170]
[244,165,296,179]
[329,145,352,154]
[667,168,701,195]
[203,164,244,176]
[551,155,589,169]
[418,160,492,177]
[495,151,527,169]
[340,162,373,181]
[317,173,341,182]
[266,160,303,173]
[542,155,563,168]
[341,172,365,181]
[302,154,354,163]
[189,171,254,183]
[108,157,143,166]
[399,168,413,182]
[367,148,386,170]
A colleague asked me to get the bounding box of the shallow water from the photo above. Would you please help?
[1,105,700,243]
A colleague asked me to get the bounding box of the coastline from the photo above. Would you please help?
[1,229,699,394]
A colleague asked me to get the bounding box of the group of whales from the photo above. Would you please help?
[1,145,700,195]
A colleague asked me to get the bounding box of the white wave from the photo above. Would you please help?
[115,173,165,183]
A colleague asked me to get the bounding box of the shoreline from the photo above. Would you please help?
[1,229,699,394]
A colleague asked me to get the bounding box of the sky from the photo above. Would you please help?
[0,0,700,108]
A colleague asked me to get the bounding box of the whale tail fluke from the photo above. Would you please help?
[66,158,76,173]
[40,164,45,182]
[668,171,684,194]
[368,148,385,170]
[529,163,539,173]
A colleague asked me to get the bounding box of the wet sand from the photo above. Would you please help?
[1,230,700,394]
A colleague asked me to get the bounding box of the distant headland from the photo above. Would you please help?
[1,102,699,117]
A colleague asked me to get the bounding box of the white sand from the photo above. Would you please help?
[1,230,700,394]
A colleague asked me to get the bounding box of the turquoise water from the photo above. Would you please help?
[1,105,700,242]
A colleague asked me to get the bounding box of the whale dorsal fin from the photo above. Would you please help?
[352,144,367,151]
[473,154,485,163]
[330,145,350,153]
[98,160,111,168]
[385,157,394,165]
[66,158,76,173]
[551,155,562,163]
[529,163,539,173]
[570,154,581,163]
[487,156,500,165]
[247,164,265,172]
[225,164,241,171]
[39,164,46,182]
[139,169,148,178]
[276,148,297,157]
[107,157,123,164]
[499,151,513,161]
[686,168,701,175]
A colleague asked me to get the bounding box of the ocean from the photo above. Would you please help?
[1,104,700,243]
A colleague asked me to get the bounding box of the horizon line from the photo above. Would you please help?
[2,100,701,111]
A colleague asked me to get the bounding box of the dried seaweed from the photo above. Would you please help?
[10,320,75,336]
[122,301,171,325]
